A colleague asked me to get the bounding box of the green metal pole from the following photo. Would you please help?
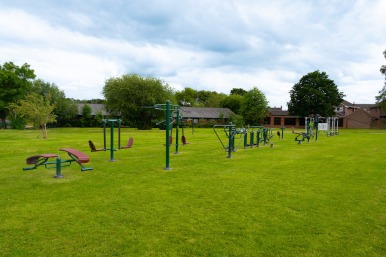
[315,116,319,141]
[174,110,179,154]
[164,100,171,170]
[281,126,285,139]
[53,157,63,178]
[244,129,248,149]
[250,130,254,148]
[226,124,232,158]
[257,130,260,147]
[103,120,107,150]
[110,120,115,162]
[118,119,121,149]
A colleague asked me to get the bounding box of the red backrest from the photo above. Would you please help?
[127,137,134,147]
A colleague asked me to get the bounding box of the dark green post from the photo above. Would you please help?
[281,126,285,139]
[315,115,319,141]
[244,130,248,149]
[226,124,233,158]
[53,157,63,178]
[109,120,116,162]
[103,120,107,150]
[118,119,121,149]
[174,110,179,154]
[263,128,268,146]
[164,100,171,170]
[257,129,260,147]
[250,130,254,148]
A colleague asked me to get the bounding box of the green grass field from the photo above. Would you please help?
[0,127,385,256]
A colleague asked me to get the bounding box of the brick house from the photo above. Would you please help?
[336,100,385,129]
[266,107,300,128]
[266,100,385,129]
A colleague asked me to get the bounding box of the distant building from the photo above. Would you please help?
[335,100,385,129]
[267,100,386,129]
[180,107,235,124]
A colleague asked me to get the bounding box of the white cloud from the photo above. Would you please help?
[0,1,385,106]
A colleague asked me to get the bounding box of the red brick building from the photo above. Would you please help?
[266,100,386,129]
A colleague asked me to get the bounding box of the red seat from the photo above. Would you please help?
[120,137,134,149]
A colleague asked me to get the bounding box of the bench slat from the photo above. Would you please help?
[59,148,90,163]
[26,154,58,164]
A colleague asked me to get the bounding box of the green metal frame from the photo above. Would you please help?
[153,100,180,170]
[102,119,121,162]
[23,151,93,178]
[213,123,247,158]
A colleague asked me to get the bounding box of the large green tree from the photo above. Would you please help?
[220,94,243,114]
[230,88,247,96]
[175,87,198,106]
[31,79,78,127]
[102,74,174,129]
[10,92,56,138]
[205,92,227,108]
[287,70,345,117]
[81,103,92,127]
[239,87,269,125]
[376,49,386,111]
[175,88,226,107]
[0,62,36,128]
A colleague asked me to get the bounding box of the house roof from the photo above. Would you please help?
[180,107,235,119]
[340,100,352,106]
[341,100,378,109]
[268,108,289,116]
[353,104,378,110]
[345,108,372,118]
[77,104,108,116]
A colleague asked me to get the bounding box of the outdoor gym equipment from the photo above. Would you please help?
[305,117,318,141]
[213,123,247,158]
[149,100,181,170]
[244,126,262,148]
[120,137,134,149]
[23,148,93,178]
[244,126,275,148]
[305,115,340,141]
[279,126,285,140]
[89,118,133,162]
[291,127,311,144]
[316,116,339,137]
[88,140,104,152]
[326,117,339,136]
[262,127,274,145]
[103,119,119,162]
[293,116,320,143]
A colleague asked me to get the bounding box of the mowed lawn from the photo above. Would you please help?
[0,127,385,256]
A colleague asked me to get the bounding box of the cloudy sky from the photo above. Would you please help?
[1,0,385,108]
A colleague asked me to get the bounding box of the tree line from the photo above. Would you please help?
[1,49,385,133]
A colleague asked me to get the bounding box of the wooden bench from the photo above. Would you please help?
[59,148,93,171]
[24,154,59,170]
[23,148,93,178]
